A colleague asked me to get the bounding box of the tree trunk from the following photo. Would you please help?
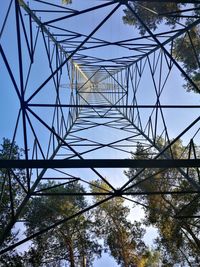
[82,255,86,267]
[58,229,75,267]
[67,240,75,267]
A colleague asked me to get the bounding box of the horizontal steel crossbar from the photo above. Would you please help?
[1,159,200,168]
[28,104,200,108]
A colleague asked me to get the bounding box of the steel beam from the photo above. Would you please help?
[1,159,200,169]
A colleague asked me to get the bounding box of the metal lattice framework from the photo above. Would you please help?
[0,0,200,256]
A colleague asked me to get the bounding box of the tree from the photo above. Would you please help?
[122,2,185,35]
[62,0,72,4]
[173,26,200,93]
[0,138,26,265]
[122,2,200,93]
[90,180,157,267]
[125,140,200,266]
[24,181,101,266]
[143,250,160,267]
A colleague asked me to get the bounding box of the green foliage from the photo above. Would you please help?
[24,181,101,266]
[62,0,72,4]
[122,2,200,94]
[0,138,24,234]
[174,28,200,72]
[90,181,150,267]
[0,138,26,265]
[125,140,200,265]
[0,139,25,227]
[173,27,200,93]
[0,252,24,267]
[123,2,184,35]
[143,250,160,267]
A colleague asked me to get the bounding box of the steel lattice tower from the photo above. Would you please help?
[0,0,200,255]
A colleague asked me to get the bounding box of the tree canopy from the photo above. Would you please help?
[62,0,72,4]
[24,182,101,266]
[90,181,160,267]
[0,139,26,266]
[123,2,184,35]
[123,2,200,93]
[173,26,200,93]
[125,140,200,266]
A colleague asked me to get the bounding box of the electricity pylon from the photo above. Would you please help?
[0,0,200,254]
